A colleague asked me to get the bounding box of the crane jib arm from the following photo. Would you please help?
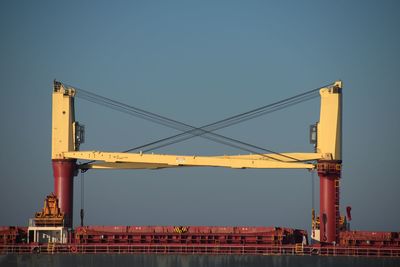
[63,151,322,170]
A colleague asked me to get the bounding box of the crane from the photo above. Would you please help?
[50,80,342,244]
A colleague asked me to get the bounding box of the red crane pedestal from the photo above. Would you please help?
[318,160,341,244]
[52,159,76,228]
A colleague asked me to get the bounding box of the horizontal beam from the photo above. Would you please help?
[215,153,324,161]
[82,162,173,170]
[64,151,320,170]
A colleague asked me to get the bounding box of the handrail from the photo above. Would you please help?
[1,244,400,257]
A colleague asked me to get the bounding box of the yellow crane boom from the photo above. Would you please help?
[63,151,321,170]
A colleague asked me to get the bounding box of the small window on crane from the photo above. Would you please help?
[310,124,317,144]
[73,122,85,150]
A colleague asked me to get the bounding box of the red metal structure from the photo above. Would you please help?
[1,225,400,258]
[52,160,76,228]
[73,226,307,245]
[318,160,342,243]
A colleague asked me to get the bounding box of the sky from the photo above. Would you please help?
[0,1,399,233]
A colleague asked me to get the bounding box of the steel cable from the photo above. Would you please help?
[61,82,333,168]
[75,87,320,156]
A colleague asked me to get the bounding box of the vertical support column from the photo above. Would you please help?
[53,159,76,228]
[318,160,341,243]
[52,81,78,229]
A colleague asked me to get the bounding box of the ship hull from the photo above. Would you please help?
[2,254,400,267]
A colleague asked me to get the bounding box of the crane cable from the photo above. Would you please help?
[311,170,315,211]
[75,85,321,142]
[310,169,316,232]
[72,87,319,162]
[77,89,318,157]
[75,90,287,161]
[62,82,333,167]
[80,171,84,227]
[130,92,320,153]
[74,87,319,164]
[74,85,323,155]
[71,83,327,166]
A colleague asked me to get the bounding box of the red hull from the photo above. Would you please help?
[1,226,400,257]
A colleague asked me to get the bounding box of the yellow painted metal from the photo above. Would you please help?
[63,151,316,169]
[52,82,77,159]
[215,153,323,161]
[82,162,173,170]
[316,81,342,160]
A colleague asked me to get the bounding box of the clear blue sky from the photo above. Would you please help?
[1,1,399,232]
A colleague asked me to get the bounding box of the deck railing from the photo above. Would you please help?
[1,244,400,258]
